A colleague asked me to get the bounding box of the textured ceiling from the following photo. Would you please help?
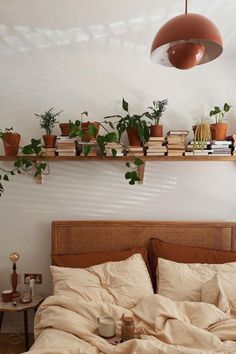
[0,0,235,58]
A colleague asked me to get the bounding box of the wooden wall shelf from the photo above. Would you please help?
[0,155,235,185]
[0,155,236,162]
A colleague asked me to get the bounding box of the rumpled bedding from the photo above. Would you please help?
[26,293,236,353]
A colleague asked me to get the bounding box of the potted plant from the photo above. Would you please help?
[105,98,150,146]
[35,107,62,147]
[59,122,70,136]
[80,111,100,142]
[0,127,21,156]
[192,120,211,151]
[146,99,168,137]
[209,103,231,140]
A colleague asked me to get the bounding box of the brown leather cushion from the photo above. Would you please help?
[149,238,236,290]
[52,246,149,269]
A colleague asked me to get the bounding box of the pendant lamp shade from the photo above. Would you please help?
[151,12,223,69]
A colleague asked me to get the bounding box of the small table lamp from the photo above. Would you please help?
[9,252,20,296]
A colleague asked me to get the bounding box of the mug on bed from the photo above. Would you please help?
[98,316,116,338]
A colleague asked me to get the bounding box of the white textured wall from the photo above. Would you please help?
[0,0,236,332]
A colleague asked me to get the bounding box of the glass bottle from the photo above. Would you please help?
[121,315,135,341]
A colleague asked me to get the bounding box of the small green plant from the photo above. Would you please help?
[125,158,144,185]
[0,138,49,196]
[209,103,231,123]
[104,98,150,144]
[35,107,63,135]
[0,127,14,139]
[146,99,168,125]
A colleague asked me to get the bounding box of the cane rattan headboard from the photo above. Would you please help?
[51,220,236,258]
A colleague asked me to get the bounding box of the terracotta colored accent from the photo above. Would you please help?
[126,127,142,146]
[149,238,236,290]
[150,124,163,137]
[151,13,223,66]
[59,123,70,136]
[167,43,205,69]
[52,247,148,269]
[43,135,57,148]
[210,123,228,141]
[2,133,21,156]
[81,122,100,142]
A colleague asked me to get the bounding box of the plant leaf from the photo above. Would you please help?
[111,149,117,157]
[88,124,97,138]
[134,158,144,166]
[83,145,91,156]
[122,98,129,112]
[224,103,231,112]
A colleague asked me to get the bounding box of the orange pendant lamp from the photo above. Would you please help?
[150,0,223,69]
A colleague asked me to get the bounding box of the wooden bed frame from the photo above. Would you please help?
[51,221,236,257]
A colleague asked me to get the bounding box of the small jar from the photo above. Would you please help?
[121,315,135,341]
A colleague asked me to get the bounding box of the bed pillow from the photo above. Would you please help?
[51,253,153,309]
[149,238,236,289]
[158,258,236,309]
[52,246,149,268]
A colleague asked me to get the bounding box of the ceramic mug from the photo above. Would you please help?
[98,316,116,338]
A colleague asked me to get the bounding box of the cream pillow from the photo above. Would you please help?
[158,258,236,308]
[201,274,230,314]
[51,253,153,309]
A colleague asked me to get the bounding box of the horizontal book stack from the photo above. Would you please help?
[42,147,56,156]
[185,141,213,156]
[125,146,144,156]
[144,137,167,156]
[105,143,124,156]
[210,140,233,156]
[226,135,236,155]
[79,141,99,156]
[166,130,189,156]
[56,137,77,156]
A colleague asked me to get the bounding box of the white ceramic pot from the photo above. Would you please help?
[98,316,116,338]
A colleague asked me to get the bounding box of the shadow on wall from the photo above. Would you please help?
[0,161,177,217]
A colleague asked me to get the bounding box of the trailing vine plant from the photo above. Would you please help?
[69,120,144,184]
[0,138,49,196]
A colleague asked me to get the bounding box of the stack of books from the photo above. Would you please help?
[226,135,236,156]
[185,141,213,156]
[125,146,144,156]
[210,140,233,156]
[166,130,189,156]
[56,137,77,156]
[79,142,99,156]
[42,147,56,156]
[144,137,167,156]
[105,143,124,156]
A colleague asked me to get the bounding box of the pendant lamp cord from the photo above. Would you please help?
[185,0,188,14]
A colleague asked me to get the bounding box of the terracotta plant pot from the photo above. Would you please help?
[59,123,70,136]
[81,122,100,142]
[150,124,163,137]
[43,135,57,148]
[2,132,21,156]
[210,123,228,141]
[126,127,142,146]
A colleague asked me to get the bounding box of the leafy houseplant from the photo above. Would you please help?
[35,107,62,147]
[209,103,231,141]
[0,138,49,196]
[0,127,21,156]
[104,98,150,146]
[80,111,100,142]
[146,99,168,137]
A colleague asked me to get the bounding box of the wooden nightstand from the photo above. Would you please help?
[0,293,43,351]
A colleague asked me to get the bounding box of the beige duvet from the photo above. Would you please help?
[26,293,236,354]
